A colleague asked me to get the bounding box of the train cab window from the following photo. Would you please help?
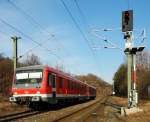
[48,73,56,88]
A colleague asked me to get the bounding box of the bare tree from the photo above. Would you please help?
[23,54,41,66]
[113,50,150,98]
[136,50,150,70]
[0,55,13,96]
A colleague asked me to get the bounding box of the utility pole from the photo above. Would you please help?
[12,36,21,72]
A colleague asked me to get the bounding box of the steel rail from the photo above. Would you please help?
[53,96,108,122]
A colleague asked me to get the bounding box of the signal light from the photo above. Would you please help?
[122,10,133,32]
[125,11,130,25]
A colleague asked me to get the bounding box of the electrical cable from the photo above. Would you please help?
[7,0,78,70]
[7,0,67,54]
[6,0,85,74]
[0,18,60,59]
[73,0,96,47]
[7,0,48,35]
[60,0,100,68]
[73,0,90,28]
[18,36,58,60]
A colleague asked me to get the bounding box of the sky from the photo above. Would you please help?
[0,0,150,84]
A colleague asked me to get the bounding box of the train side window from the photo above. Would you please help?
[75,82,76,90]
[59,77,63,88]
[69,81,71,90]
[71,81,73,90]
[52,74,56,88]
[48,73,56,87]
[68,81,70,90]
[48,74,52,86]
[67,80,69,89]
[73,81,74,90]
[70,81,72,90]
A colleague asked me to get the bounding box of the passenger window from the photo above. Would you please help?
[48,74,52,86]
[69,81,71,90]
[48,73,56,88]
[59,77,63,88]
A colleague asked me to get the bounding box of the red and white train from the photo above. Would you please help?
[10,65,96,108]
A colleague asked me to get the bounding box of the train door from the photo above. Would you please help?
[51,73,56,99]
[48,73,56,99]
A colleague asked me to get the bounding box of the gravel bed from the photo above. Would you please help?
[17,98,103,122]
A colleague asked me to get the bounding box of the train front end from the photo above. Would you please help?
[9,66,46,107]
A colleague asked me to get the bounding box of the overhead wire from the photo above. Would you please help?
[7,0,49,35]
[60,0,101,68]
[7,0,81,73]
[0,18,60,59]
[3,0,81,74]
[18,36,57,60]
[7,0,64,58]
[74,0,121,52]
[73,0,96,47]
[91,30,118,47]
[72,0,104,71]
[60,0,90,46]
[73,0,90,28]
[7,0,68,54]
[0,29,11,37]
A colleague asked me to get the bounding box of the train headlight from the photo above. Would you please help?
[14,92,18,95]
[36,91,40,94]
[32,96,40,101]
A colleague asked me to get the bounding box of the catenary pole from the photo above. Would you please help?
[12,36,21,72]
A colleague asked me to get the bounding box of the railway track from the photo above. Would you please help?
[105,102,122,110]
[53,96,108,122]
[0,110,40,122]
[0,96,109,122]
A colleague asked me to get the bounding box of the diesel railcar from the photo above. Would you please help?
[10,65,96,108]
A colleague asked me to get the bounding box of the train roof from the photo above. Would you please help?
[16,65,44,71]
[16,65,96,89]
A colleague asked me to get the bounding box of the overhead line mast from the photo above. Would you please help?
[11,36,21,71]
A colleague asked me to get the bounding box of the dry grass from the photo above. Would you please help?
[108,96,128,106]
[109,96,150,122]
[0,95,28,117]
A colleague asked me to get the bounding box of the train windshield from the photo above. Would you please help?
[15,71,43,88]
